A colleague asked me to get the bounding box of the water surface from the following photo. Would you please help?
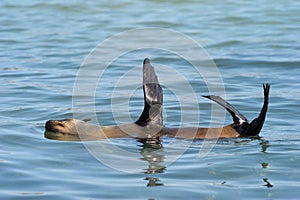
[1,0,299,199]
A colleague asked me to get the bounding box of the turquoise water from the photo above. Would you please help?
[1,0,300,199]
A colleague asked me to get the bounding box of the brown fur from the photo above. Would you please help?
[161,124,239,139]
[45,119,240,141]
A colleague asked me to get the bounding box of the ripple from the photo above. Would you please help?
[1,0,300,199]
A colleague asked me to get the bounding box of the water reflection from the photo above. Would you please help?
[263,178,274,188]
[137,141,166,186]
[259,138,274,188]
[137,137,274,187]
[261,162,268,168]
[144,177,164,187]
[260,139,270,153]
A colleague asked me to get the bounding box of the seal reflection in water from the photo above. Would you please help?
[45,58,270,141]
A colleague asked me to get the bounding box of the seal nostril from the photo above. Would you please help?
[57,123,64,127]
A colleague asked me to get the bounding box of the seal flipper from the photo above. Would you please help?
[203,84,270,136]
[238,84,270,136]
[135,58,163,127]
[202,95,248,125]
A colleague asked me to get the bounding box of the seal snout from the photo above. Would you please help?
[45,120,64,132]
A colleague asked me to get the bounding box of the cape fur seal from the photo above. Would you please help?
[45,58,163,141]
[45,58,270,141]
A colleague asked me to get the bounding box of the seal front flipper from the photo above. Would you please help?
[202,95,248,125]
[135,58,163,127]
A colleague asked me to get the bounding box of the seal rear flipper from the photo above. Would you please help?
[136,58,163,126]
[239,84,270,136]
[202,95,248,125]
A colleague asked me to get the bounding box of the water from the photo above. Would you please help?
[1,0,300,199]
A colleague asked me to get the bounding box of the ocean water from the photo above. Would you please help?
[1,0,300,199]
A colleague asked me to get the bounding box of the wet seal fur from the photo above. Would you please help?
[45,58,163,142]
[45,58,270,141]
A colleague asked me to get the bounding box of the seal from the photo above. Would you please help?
[45,58,164,141]
[45,58,270,141]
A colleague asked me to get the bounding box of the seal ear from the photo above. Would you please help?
[135,58,163,126]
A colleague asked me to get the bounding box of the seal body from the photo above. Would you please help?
[45,58,270,141]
